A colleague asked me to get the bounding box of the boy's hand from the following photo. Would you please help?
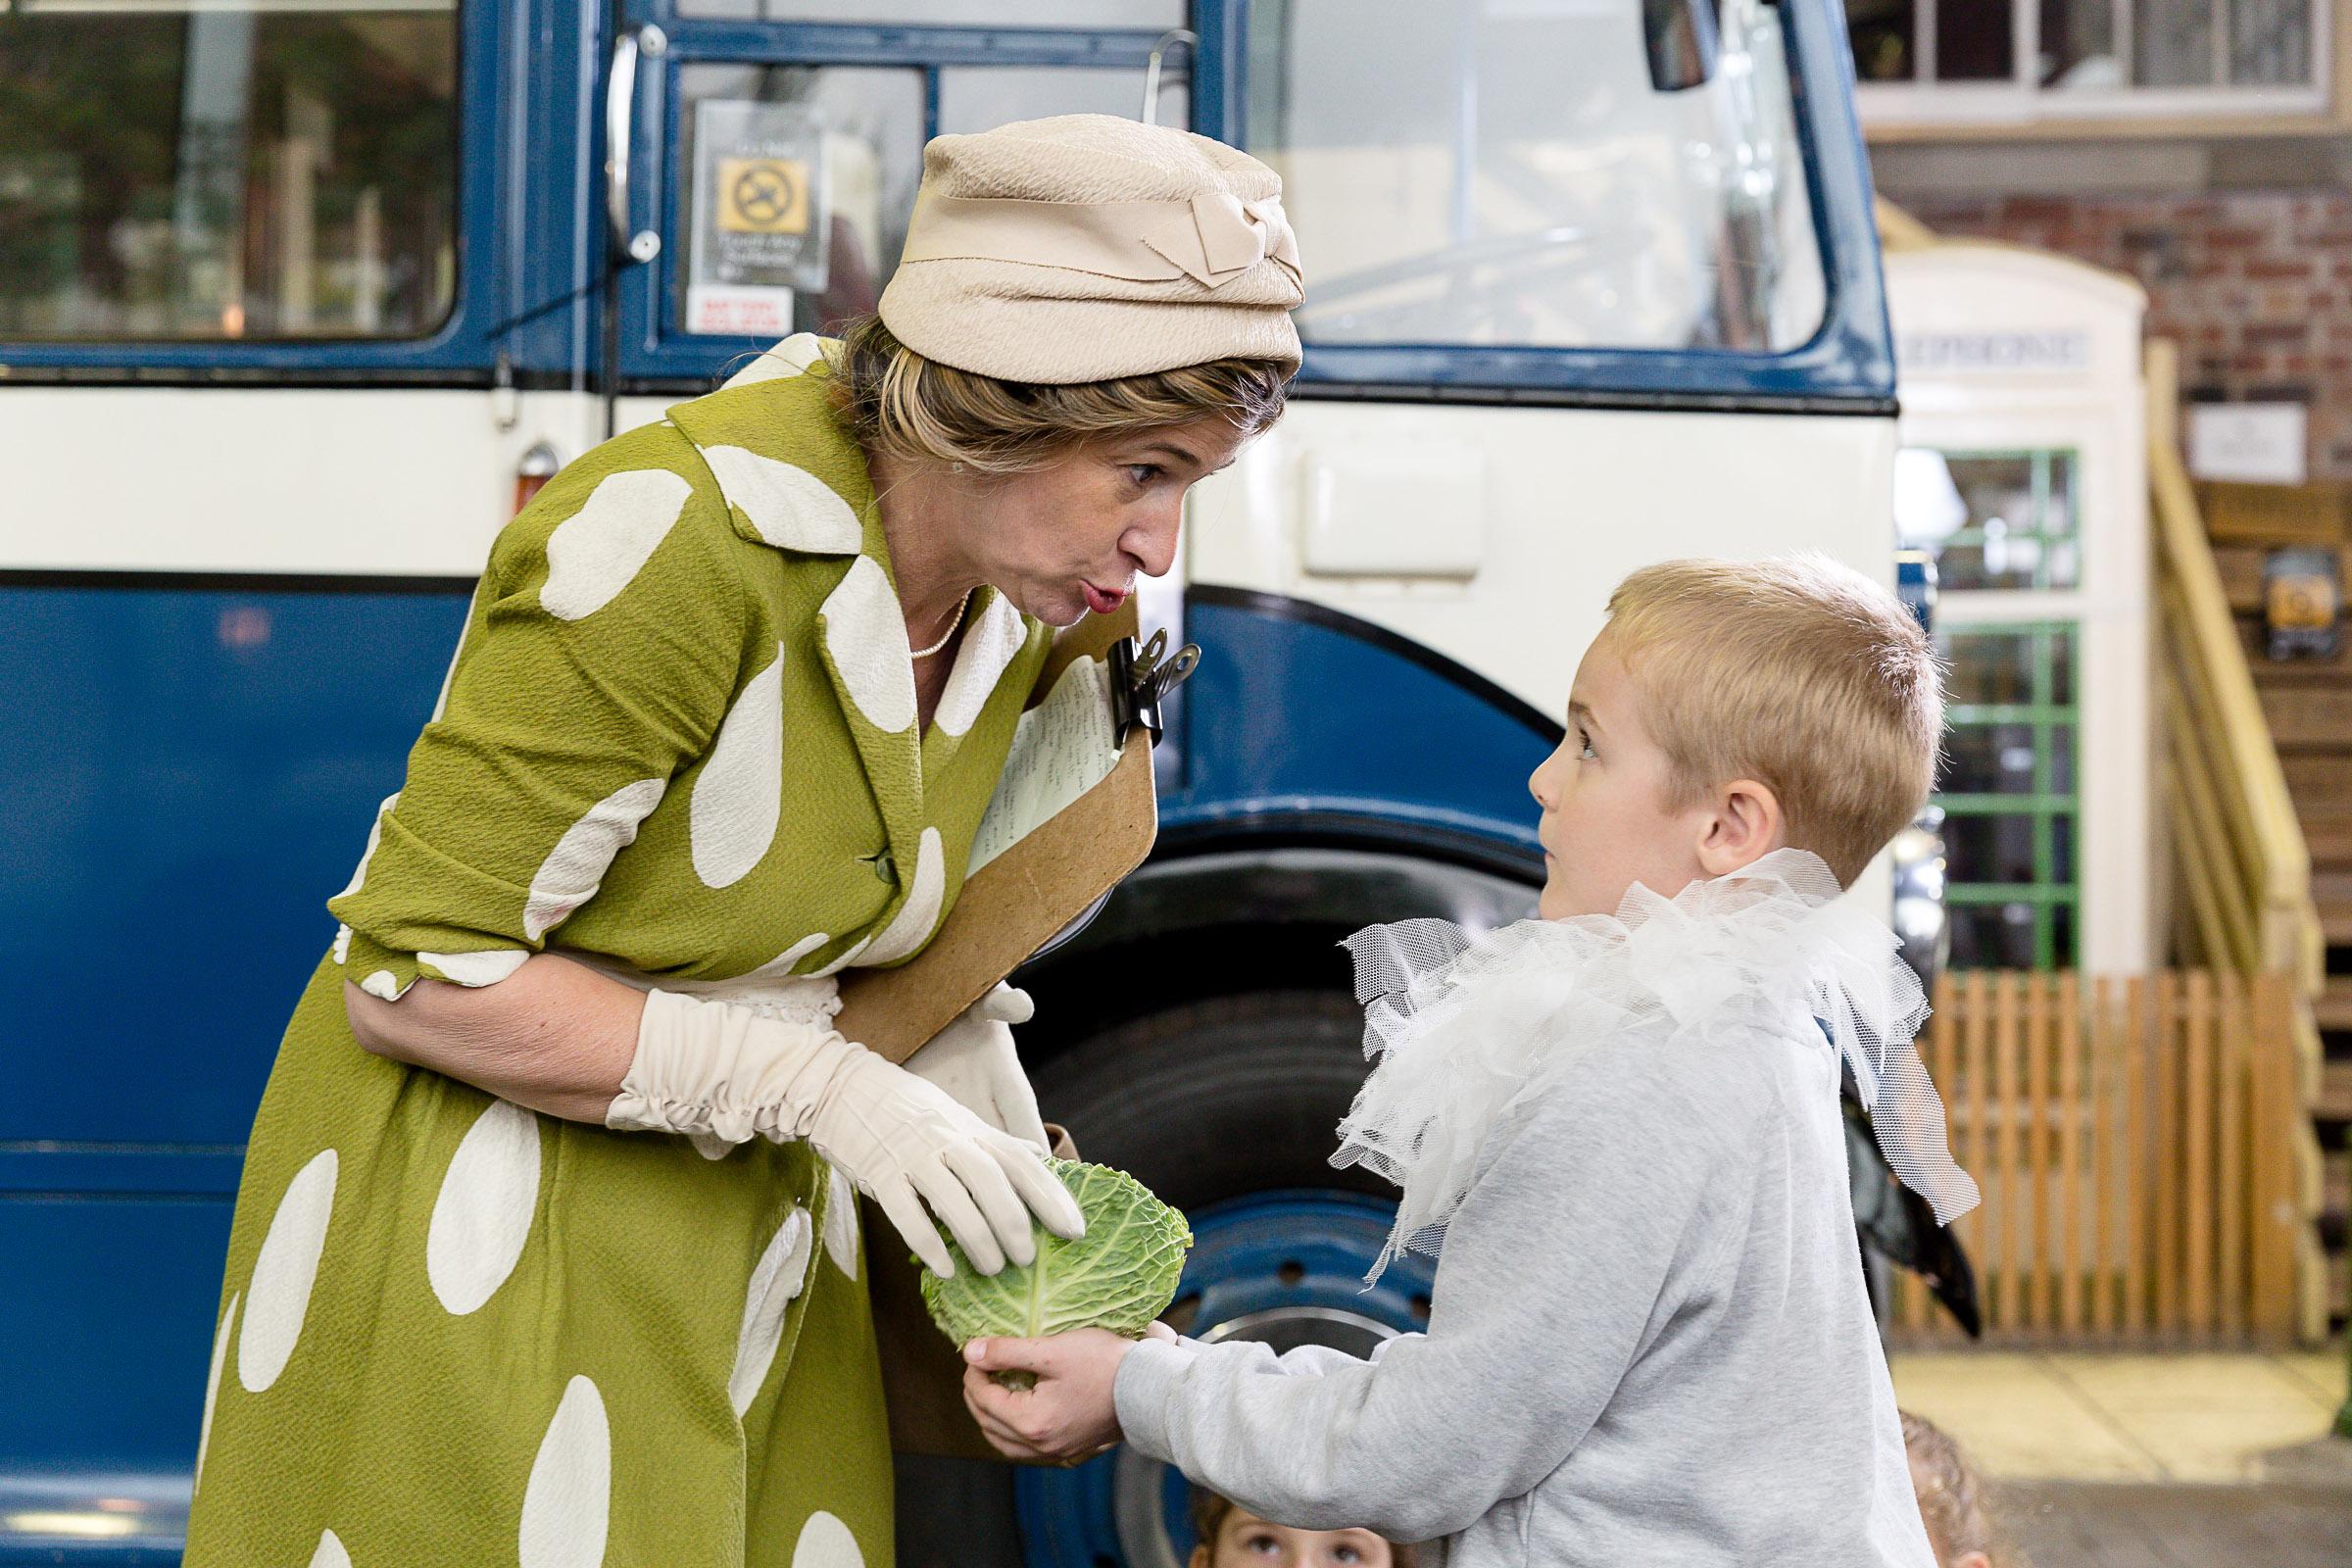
[961,1322,1179,1464]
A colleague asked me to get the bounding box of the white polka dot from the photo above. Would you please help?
[728,1208,814,1417]
[310,1529,353,1568]
[540,468,693,621]
[793,1510,865,1568]
[820,557,915,734]
[700,447,861,553]
[238,1150,337,1394]
[523,777,666,941]
[808,937,871,978]
[337,794,400,901]
[855,827,946,966]
[426,1101,541,1316]
[823,1168,859,1280]
[331,924,353,966]
[934,594,1029,737]
[193,1291,238,1494]
[691,648,786,890]
[359,970,403,1002]
[741,932,830,985]
[722,333,827,388]
[420,949,529,987]
[520,1375,611,1568]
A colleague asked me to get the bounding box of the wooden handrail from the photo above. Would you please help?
[2146,341,2325,990]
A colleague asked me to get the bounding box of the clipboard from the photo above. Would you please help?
[846,601,1199,1463]
[833,600,1195,1063]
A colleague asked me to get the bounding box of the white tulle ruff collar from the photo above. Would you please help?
[1332,849,1980,1283]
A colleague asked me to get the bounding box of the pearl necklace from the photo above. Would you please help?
[910,591,973,660]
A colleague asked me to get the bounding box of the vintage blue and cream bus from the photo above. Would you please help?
[0,2,1911,1562]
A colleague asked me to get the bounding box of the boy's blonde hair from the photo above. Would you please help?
[1604,555,1941,886]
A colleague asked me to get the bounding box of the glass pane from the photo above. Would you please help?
[2040,0,2123,88]
[1945,813,2044,884]
[0,1,459,342]
[2136,0,2218,86]
[1939,624,2078,710]
[676,0,1185,24]
[1940,722,2071,794]
[1939,628,2036,707]
[674,64,924,337]
[1896,449,2082,591]
[2230,0,2314,86]
[1844,0,1918,81]
[1936,0,2016,78]
[1950,903,2039,968]
[1250,0,1826,355]
[937,66,1187,136]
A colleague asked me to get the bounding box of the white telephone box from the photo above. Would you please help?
[1884,242,2156,973]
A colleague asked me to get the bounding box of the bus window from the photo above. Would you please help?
[0,0,460,342]
[673,0,1184,24]
[674,64,927,335]
[1249,0,1827,355]
[937,66,1188,136]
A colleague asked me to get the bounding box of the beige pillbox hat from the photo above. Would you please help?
[877,114,1304,384]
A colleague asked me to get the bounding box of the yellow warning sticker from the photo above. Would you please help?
[717,158,812,236]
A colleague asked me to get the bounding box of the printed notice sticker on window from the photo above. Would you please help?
[686,101,832,335]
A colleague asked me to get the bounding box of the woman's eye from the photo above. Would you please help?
[1126,463,1162,486]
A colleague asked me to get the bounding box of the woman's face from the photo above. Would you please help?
[954,416,1249,627]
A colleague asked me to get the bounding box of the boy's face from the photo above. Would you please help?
[1192,1507,1393,1568]
[1528,626,1711,921]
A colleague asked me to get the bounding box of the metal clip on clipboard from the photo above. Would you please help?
[1108,626,1201,745]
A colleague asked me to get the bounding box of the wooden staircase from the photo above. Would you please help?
[2217,543,2352,1327]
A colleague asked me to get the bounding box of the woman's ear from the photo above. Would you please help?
[1952,1553,1992,1568]
[1693,777,1785,877]
[1189,1545,1213,1568]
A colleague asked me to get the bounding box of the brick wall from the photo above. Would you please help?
[1882,188,2352,480]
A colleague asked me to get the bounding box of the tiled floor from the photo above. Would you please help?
[1888,1349,2352,1566]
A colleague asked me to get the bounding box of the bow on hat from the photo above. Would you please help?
[897,188,1303,296]
[1140,191,1302,290]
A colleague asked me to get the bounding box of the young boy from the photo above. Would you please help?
[961,557,1978,1566]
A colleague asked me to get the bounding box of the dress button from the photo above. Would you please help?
[868,852,895,883]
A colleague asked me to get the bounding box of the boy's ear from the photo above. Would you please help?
[1693,777,1785,876]
[1189,1546,1212,1568]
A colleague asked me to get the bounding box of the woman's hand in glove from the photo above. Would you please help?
[808,1044,1086,1279]
[905,985,1051,1150]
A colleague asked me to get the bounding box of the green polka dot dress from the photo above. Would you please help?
[182,336,1052,1568]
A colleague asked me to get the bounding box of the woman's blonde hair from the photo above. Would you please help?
[1901,1410,2014,1566]
[822,314,1292,475]
[1603,555,1943,886]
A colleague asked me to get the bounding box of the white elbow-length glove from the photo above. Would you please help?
[611,989,1084,1277]
[905,985,1052,1151]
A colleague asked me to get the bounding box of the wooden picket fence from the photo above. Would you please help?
[1888,969,2308,1347]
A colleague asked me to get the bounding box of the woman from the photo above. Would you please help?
[184,113,1303,1568]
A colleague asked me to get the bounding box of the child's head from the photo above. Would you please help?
[1900,1410,2004,1568]
[1188,1488,1415,1568]
[1530,554,1941,919]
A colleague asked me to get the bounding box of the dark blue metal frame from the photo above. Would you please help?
[0,0,601,381]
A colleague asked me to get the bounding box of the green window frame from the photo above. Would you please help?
[1936,619,2082,969]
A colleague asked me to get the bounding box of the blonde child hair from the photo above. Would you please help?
[1604,554,1943,884]
[1900,1410,2014,1568]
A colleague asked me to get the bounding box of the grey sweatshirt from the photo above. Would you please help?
[1113,1020,1938,1568]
